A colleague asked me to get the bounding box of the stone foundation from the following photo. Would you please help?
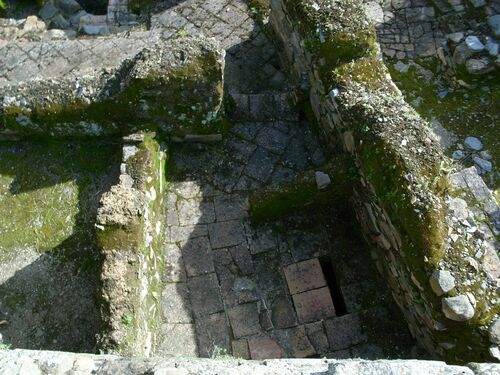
[96,132,167,356]
[268,0,499,363]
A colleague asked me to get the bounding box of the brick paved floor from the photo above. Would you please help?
[153,0,418,361]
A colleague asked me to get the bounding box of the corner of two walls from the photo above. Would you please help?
[268,0,498,364]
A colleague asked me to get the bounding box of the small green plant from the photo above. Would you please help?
[210,345,233,359]
[0,343,11,350]
[177,29,188,37]
[122,313,134,327]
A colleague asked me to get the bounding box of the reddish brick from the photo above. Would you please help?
[232,339,250,359]
[248,336,286,359]
[292,287,336,324]
[284,258,327,295]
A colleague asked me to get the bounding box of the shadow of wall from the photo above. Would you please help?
[0,139,120,352]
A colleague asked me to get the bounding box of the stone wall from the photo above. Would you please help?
[0,34,224,137]
[269,0,499,363]
[1,349,499,374]
[95,132,167,356]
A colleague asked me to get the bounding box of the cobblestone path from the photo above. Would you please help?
[155,1,416,359]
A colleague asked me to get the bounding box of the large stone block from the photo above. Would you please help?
[0,34,224,137]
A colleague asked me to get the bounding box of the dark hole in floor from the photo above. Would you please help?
[77,0,108,15]
[320,257,348,316]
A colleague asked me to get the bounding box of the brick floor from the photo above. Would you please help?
[292,287,336,324]
[284,258,327,295]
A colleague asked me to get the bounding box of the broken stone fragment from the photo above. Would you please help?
[429,270,455,296]
[97,185,144,226]
[466,57,495,75]
[442,295,475,321]
[489,318,500,345]
[473,156,493,173]
[315,171,331,190]
[489,346,500,361]
[464,136,483,151]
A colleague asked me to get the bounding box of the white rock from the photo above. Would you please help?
[489,346,500,361]
[488,14,500,37]
[473,157,493,173]
[485,37,499,57]
[479,150,492,160]
[464,136,483,151]
[465,36,485,51]
[489,318,500,344]
[394,60,410,73]
[447,32,464,43]
[442,295,475,321]
[452,150,465,160]
[315,171,331,190]
[430,270,456,296]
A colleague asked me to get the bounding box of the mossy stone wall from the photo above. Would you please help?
[96,132,167,356]
[269,0,497,363]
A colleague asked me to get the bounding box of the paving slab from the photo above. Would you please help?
[164,243,187,283]
[157,323,198,357]
[181,236,215,277]
[208,220,246,249]
[292,287,336,324]
[195,312,232,357]
[248,335,286,359]
[228,302,263,339]
[187,273,224,317]
[284,258,327,295]
[324,313,368,352]
[162,283,193,324]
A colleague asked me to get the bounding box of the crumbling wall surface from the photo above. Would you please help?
[1,349,499,375]
[0,34,224,136]
[269,0,499,363]
[95,132,167,356]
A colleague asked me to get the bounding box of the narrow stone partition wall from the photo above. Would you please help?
[95,132,167,356]
[269,0,499,364]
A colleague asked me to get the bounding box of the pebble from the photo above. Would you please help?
[464,136,483,151]
[442,295,475,321]
[315,171,331,190]
[394,60,410,73]
[485,37,499,57]
[465,36,485,51]
[452,150,465,160]
[479,150,492,160]
[429,270,455,296]
[473,157,493,173]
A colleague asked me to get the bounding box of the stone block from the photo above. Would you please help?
[181,236,215,277]
[231,339,250,359]
[162,283,192,323]
[292,287,336,324]
[187,273,223,317]
[157,323,198,357]
[228,302,262,338]
[324,313,368,351]
[247,335,286,359]
[284,258,327,294]
[195,312,231,357]
[208,220,246,249]
[271,295,298,329]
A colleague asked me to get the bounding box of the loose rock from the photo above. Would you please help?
[442,295,475,321]
[464,136,483,151]
[429,270,455,296]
